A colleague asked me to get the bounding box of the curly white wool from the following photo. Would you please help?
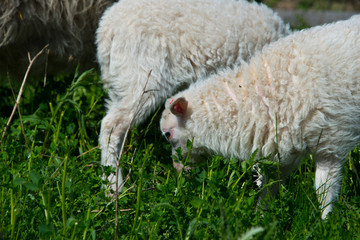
[97,0,290,193]
[161,15,360,219]
[0,0,115,78]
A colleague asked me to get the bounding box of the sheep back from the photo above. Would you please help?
[96,0,291,101]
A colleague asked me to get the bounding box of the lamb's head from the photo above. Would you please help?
[160,97,191,153]
[160,96,206,170]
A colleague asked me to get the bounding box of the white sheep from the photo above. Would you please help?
[160,15,360,219]
[97,0,291,193]
[0,0,115,78]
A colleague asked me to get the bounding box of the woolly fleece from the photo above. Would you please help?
[97,0,290,193]
[161,15,360,219]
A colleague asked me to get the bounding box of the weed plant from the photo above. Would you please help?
[0,67,359,239]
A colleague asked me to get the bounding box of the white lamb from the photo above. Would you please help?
[160,15,360,219]
[96,0,291,193]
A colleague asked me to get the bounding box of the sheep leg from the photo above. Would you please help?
[100,86,166,194]
[99,103,129,194]
[256,163,295,209]
[315,160,343,219]
[257,174,281,202]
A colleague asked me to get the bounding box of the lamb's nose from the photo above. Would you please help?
[164,131,171,139]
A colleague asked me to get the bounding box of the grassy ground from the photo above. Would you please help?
[1,65,359,240]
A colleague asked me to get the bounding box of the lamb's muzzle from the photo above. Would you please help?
[163,131,173,141]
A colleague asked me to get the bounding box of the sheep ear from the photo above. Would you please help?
[170,97,188,117]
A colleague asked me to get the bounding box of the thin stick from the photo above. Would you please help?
[43,48,49,87]
[114,70,152,240]
[76,146,99,159]
[115,70,152,192]
[1,44,49,144]
[7,74,30,152]
[119,148,137,192]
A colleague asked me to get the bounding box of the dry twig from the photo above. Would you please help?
[1,44,49,145]
[7,74,30,152]
[113,69,152,240]
[76,146,99,159]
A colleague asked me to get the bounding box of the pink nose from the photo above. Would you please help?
[164,131,171,139]
[162,129,173,140]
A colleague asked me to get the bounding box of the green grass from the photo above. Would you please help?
[1,68,359,239]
